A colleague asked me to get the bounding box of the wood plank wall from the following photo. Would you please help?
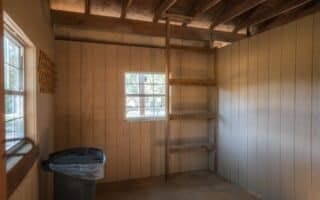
[54,40,215,182]
[216,12,320,200]
[8,162,39,200]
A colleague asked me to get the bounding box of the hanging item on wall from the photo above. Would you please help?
[38,50,56,93]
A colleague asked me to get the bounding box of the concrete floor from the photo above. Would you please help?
[96,171,257,200]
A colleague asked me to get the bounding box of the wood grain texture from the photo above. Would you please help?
[54,40,216,182]
[169,78,215,86]
[8,162,39,200]
[216,11,320,200]
[311,12,320,200]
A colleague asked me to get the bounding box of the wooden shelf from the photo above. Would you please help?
[169,143,215,153]
[169,112,215,120]
[169,78,216,86]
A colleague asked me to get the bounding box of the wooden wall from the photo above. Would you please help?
[8,163,39,200]
[55,40,215,182]
[216,12,320,200]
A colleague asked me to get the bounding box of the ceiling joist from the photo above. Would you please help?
[121,0,133,19]
[51,10,245,42]
[210,0,267,29]
[183,0,222,26]
[153,0,177,22]
[257,1,320,34]
[233,0,314,33]
[50,0,318,46]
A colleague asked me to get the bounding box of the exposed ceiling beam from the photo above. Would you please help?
[190,0,222,17]
[210,0,267,29]
[233,0,314,33]
[153,0,177,23]
[85,0,91,15]
[51,10,245,42]
[163,13,193,23]
[183,0,222,26]
[256,1,320,34]
[121,0,133,19]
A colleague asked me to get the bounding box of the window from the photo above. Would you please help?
[4,31,25,150]
[125,72,166,119]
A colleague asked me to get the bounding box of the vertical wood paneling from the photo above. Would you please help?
[256,32,269,199]
[312,12,320,200]
[129,46,142,179]
[267,27,282,200]
[280,21,296,200]
[140,47,152,178]
[224,45,232,181]
[151,48,165,177]
[294,16,313,200]
[231,42,240,183]
[216,12,320,200]
[92,44,106,150]
[55,41,214,182]
[55,41,68,151]
[68,42,81,148]
[104,45,118,182]
[217,48,227,178]
[247,35,258,195]
[116,45,130,180]
[9,163,39,200]
[239,39,248,189]
[81,43,94,147]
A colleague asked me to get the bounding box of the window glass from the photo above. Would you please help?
[4,32,25,150]
[125,73,166,119]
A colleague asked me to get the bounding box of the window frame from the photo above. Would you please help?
[124,72,166,121]
[4,29,26,152]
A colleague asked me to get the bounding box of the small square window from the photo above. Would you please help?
[125,73,166,120]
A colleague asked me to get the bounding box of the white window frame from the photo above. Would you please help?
[125,72,166,121]
[4,30,26,151]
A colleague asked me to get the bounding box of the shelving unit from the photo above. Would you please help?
[164,18,216,180]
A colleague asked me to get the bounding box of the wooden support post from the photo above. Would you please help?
[85,0,91,15]
[121,0,133,19]
[165,18,171,181]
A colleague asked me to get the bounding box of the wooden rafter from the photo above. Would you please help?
[233,0,314,33]
[121,0,133,19]
[85,0,90,15]
[210,0,267,29]
[183,0,222,26]
[163,13,193,23]
[51,10,245,42]
[256,1,320,34]
[153,0,177,23]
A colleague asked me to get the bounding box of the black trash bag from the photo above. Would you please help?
[43,148,106,180]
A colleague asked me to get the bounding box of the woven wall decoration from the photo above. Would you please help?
[38,50,55,93]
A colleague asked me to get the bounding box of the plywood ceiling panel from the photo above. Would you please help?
[90,0,121,17]
[50,0,85,13]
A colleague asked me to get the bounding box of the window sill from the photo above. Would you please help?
[6,139,39,198]
[125,117,167,122]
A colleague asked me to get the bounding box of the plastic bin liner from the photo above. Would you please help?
[44,148,106,180]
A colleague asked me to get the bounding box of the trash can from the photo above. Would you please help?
[43,148,106,200]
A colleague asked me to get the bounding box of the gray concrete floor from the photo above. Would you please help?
[96,171,257,200]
